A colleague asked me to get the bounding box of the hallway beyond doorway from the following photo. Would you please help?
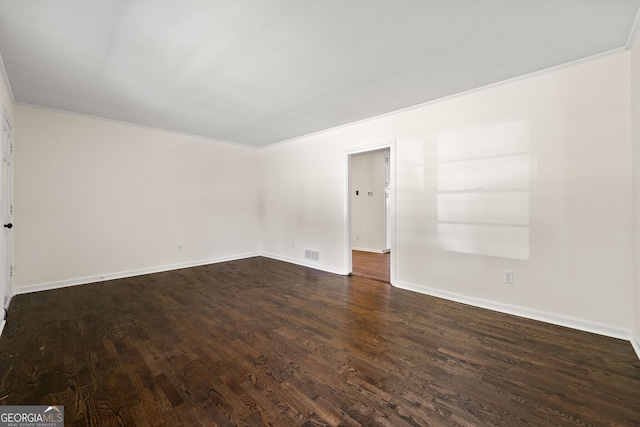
[351,250,390,283]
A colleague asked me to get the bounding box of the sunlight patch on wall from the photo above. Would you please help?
[437,121,530,260]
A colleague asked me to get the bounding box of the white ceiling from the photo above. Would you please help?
[1,1,639,147]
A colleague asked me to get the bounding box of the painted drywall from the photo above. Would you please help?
[631,30,640,353]
[350,149,388,252]
[14,105,260,289]
[261,52,634,332]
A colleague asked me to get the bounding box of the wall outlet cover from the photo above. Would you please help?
[503,270,514,284]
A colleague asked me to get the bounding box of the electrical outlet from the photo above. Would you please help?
[503,270,514,284]
[178,243,184,252]
[292,240,295,248]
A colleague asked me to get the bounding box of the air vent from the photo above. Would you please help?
[305,249,320,261]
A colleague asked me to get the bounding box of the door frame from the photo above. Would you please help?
[344,139,396,284]
[1,104,13,317]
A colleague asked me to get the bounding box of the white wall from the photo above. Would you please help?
[350,149,388,252]
[631,30,640,354]
[261,52,634,334]
[14,105,260,290]
[260,137,346,272]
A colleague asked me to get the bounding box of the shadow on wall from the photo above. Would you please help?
[436,120,533,260]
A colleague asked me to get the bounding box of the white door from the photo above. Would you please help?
[1,111,13,310]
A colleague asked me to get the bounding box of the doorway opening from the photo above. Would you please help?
[344,140,395,284]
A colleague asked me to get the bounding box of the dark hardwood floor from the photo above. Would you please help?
[1,256,639,426]
[351,250,390,283]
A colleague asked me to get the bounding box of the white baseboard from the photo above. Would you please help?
[632,332,640,361]
[351,247,390,254]
[0,319,5,337]
[14,252,260,296]
[260,252,346,275]
[394,280,634,343]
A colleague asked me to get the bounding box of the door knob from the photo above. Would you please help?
[4,223,12,229]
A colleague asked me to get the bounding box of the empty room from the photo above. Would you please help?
[1,1,640,426]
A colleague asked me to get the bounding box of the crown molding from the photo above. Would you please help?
[627,5,640,49]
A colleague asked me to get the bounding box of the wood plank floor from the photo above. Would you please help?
[351,251,390,283]
[1,256,639,426]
